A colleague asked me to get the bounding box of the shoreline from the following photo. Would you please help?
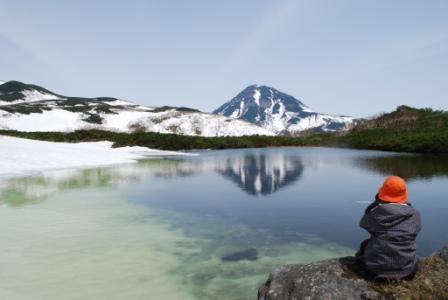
[1,128,447,154]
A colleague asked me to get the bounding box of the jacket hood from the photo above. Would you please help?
[369,203,416,228]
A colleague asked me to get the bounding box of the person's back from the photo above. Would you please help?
[357,176,421,280]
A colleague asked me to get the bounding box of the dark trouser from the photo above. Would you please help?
[355,238,418,281]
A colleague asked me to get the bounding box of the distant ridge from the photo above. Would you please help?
[0,80,274,137]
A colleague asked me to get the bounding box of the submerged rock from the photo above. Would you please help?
[258,245,448,300]
[221,248,258,262]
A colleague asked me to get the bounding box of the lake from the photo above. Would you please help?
[1,147,447,300]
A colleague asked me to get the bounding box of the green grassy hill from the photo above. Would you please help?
[335,106,448,153]
[355,105,448,130]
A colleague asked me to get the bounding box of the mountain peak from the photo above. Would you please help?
[213,85,310,127]
[0,80,59,94]
[214,85,358,134]
[0,80,61,105]
[243,84,285,94]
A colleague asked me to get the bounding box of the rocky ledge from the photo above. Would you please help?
[258,245,448,300]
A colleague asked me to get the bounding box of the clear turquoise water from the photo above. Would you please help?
[0,147,447,300]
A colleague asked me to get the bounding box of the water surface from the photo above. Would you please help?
[1,147,447,300]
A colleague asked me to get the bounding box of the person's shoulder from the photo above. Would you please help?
[364,200,381,214]
[406,202,421,217]
[404,202,420,212]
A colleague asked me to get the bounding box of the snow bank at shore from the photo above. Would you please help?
[0,136,188,178]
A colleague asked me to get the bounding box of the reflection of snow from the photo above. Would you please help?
[254,175,262,194]
[0,136,186,178]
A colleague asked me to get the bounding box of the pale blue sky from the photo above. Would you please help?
[0,0,447,117]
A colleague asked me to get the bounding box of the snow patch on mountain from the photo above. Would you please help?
[254,88,261,106]
[288,114,357,132]
[105,99,139,106]
[0,90,61,106]
[0,106,274,136]
[125,110,274,137]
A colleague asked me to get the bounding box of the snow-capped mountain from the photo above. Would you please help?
[0,81,274,137]
[213,85,360,134]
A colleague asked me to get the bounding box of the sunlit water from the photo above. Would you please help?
[1,147,447,300]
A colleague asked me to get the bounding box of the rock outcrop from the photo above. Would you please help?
[258,245,448,300]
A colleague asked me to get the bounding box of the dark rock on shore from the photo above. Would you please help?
[439,246,448,262]
[258,245,448,300]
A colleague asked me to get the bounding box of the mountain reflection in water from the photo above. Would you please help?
[215,153,303,195]
[146,150,304,195]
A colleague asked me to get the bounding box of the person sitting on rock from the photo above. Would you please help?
[356,176,421,281]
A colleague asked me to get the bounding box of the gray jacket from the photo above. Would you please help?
[360,200,421,278]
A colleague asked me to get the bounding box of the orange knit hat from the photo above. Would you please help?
[378,176,408,203]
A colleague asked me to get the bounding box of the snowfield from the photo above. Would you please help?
[0,136,188,178]
[0,109,88,132]
[121,110,275,136]
[0,107,275,136]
